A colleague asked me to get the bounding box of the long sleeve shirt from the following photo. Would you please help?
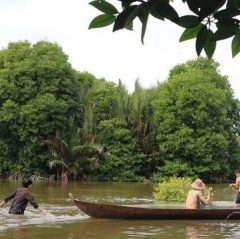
[4,188,39,214]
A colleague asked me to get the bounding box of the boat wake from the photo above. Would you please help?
[0,204,89,232]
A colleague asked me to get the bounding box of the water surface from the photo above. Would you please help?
[0,180,239,239]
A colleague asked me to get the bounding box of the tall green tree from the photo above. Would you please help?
[91,118,145,181]
[45,74,124,180]
[45,116,102,180]
[152,57,240,182]
[0,40,80,177]
[128,81,159,177]
[86,78,127,123]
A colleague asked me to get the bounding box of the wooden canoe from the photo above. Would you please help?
[72,198,240,220]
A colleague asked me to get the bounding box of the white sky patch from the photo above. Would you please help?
[0,0,239,99]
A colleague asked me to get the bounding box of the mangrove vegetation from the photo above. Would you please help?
[0,40,239,182]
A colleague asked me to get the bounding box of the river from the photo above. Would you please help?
[0,180,239,239]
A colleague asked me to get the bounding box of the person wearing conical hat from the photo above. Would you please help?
[185,178,213,209]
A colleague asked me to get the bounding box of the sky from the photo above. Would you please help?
[0,0,239,99]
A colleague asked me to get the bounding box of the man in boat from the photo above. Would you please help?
[229,169,240,204]
[0,178,47,215]
[185,178,213,209]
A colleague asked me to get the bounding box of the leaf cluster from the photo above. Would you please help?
[88,0,240,58]
[153,176,192,202]
[0,41,80,177]
[91,118,145,182]
[0,40,239,181]
[151,58,240,181]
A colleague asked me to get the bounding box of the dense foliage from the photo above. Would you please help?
[153,176,192,202]
[152,58,240,182]
[0,40,80,178]
[88,0,240,58]
[0,40,239,182]
[91,118,145,181]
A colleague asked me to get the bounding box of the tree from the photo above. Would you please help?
[151,57,240,182]
[128,81,159,177]
[0,40,80,177]
[88,0,240,58]
[45,116,101,181]
[45,74,127,180]
[91,118,145,181]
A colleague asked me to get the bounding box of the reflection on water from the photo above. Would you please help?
[185,225,211,239]
[0,181,240,239]
[3,219,240,239]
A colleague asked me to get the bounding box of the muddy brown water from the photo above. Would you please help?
[0,180,239,239]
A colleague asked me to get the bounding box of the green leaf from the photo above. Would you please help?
[140,9,149,44]
[89,1,118,15]
[227,0,240,9]
[199,7,215,21]
[204,30,216,59]
[113,5,137,31]
[150,5,164,20]
[232,30,240,57]
[121,1,131,9]
[214,9,240,19]
[213,24,238,41]
[153,2,179,22]
[179,24,203,42]
[217,18,240,26]
[89,14,116,29]
[183,0,199,14]
[125,21,133,30]
[125,2,148,27]
[174,15,200,28]
[196,25,208,56]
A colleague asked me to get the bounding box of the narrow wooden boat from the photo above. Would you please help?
[71,197,240,220]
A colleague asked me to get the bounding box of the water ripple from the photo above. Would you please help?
[0,205,88,232]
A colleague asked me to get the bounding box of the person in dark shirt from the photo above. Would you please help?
[0,178,47,215]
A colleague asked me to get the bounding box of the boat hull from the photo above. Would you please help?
[73,199,240,220]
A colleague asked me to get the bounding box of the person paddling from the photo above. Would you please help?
[185,178,213,209]
[0,178,47,215]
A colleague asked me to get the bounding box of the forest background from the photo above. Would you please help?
[0,40,239,183]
